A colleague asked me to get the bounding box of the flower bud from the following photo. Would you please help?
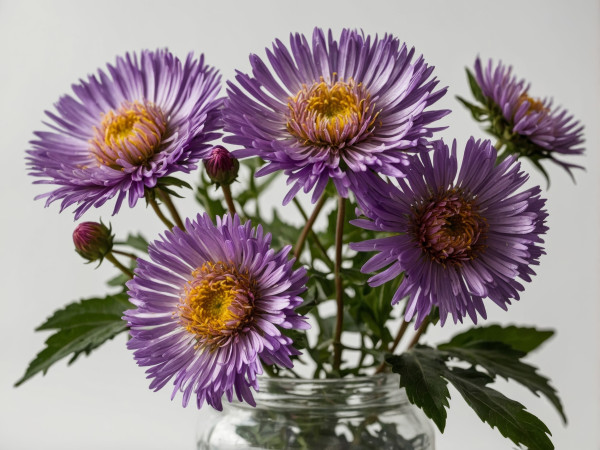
[203,146,240,186]
[73,221,113,263]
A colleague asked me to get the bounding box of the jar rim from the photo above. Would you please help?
[233,372,409,412]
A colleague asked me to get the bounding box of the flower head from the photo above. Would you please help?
[27,49,222,219]
[467,57,584,178]
[203,146,240,186]
[350,138,548,326]
[224,28,448,204]
[73,221,113,262]
[124,213,308,410]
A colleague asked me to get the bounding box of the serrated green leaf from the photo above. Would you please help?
[386,347,451,432]
[445,367,553,450]
[440,340,566,423]
[15,293,132,386]
[440,324,554,354]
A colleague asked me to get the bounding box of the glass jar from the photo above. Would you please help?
[196,373,435,449]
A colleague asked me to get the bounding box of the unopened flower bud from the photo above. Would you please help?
[203,146,239,186]
[73,221,113,263]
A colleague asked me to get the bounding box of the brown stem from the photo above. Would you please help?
[221,184,237,216]
[407,317,431,349]
[157,189,185,229]
[292,197,333,268]
[147,195,174,229]
[111,249,138,260]
[374,319,410,374]
[293,192,327,261]
[332,195,346,372]
[105,252,134,278]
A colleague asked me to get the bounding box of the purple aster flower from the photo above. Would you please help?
[27,49,222,219]
[124,213,308,410]
[349,138,548,326]
[223,28,449,204]
[461,57,584,178]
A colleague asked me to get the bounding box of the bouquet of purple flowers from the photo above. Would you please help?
[18,28,584,449]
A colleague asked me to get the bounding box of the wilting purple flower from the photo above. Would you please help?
[224,28,448,204]
[472,57,584,177]
[27,49,222,219]
[124,213,308,410]
[350,138,548,326]
[203,145,240,186]
[73,221,113,262]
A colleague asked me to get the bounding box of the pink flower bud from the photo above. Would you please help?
[203,146,240,186]
[73,221,113,262]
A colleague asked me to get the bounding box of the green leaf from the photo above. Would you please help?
[157,176,193,190]
[466,68,486,104]
[388,345,556,449]
[386,347,451,432]
[121,233,149,253]
[106,273,130,287]
[195,174,227,217]
[456,96,488,121]
[445,367,553,450]
[15,293,132,386]
[440,324,554,354]
[440,339,566,423]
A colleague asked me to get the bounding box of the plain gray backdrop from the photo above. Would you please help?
[1,0,598,448]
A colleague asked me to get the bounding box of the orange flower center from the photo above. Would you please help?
[517,93,548,115]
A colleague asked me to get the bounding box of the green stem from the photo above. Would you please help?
[293,192,327,261]
[407,317,431,349]
[292,197,333,268]
[105,252,134,278]
[157,189,184,229]
[332,195,346,373]
[147,195,175,229]
[221,184,237,216]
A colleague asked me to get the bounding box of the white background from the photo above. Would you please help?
[1,1,598,449]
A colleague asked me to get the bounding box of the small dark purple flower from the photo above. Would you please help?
[223,28,449,204]
[73,221,113,262]
[467,57,584,178]
[350,138,548,326]
[124,213,308,410]
[27,49,222,219]
[203,146,240,186]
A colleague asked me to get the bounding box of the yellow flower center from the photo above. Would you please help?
[287,78,378,147]
[517,93,548,116]
[179,262,254,340]
[89,100,166,169]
